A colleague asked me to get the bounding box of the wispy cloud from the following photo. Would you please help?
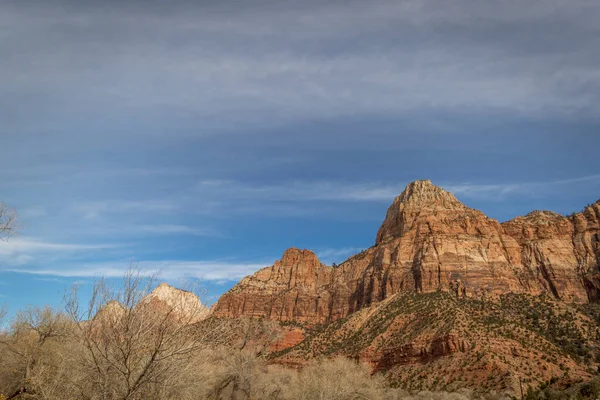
[73,200,177,220]
[34,277,64,283]
[82,224,221,238]
[194,174,600,211]
[122,224,218,237]
[9,259,268,282]
[0,237,119,253]
[197,179,402,204]
[446,174,600,200]
[0,237,122,265]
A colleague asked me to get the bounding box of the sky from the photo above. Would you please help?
[1,0,599,319]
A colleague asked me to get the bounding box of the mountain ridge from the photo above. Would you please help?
[213,179,600,324]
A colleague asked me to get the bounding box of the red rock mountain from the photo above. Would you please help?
[213,180,600,324]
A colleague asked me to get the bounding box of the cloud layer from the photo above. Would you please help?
[1,0,599,141]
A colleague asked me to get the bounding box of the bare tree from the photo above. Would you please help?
[0,203,20,241]
[204,348,292,400]
[231,317,282,356]
[291,357,386,400]
[0,306,72,399]
[65,267,227,400]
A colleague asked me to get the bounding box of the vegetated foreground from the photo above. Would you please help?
[1,179,599,399]
[0,276,520,400]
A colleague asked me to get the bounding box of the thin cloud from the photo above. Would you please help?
[446,174,600,199]
[0,237,122,265]
[124,224,218,237]
[34,277,64,283]
[0,237,119,253]
[196,179,402,203]
[10,259,268,282]
[196,174,600,208]
[73,200,177,220]
[85,224,221,238]
[317,247,363,264]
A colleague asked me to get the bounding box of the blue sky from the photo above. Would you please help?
[1,0,599,318]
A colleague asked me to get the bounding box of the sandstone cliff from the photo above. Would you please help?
[211,248,337,323]
[213,180,600,324]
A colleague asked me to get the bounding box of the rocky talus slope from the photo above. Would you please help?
[214,180,600,324]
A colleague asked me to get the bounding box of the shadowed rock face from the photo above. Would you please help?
[213,180,600,324]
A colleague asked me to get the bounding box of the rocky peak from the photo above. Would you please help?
[212,248,333,322]
[279,247,321,266]
[522,210,564,222]
[93,300,125,322]
[262,248,326,290]
[395,180,466,210]
[142,282,209,322]
[214,182,600,326]
[151,282,180,297]
[376,180,472,244]
[502,210,573,242]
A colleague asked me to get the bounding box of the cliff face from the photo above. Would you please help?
[351,180,524,308]
[212,180,600,323]
[211,248,339,323]
[502,209,599,302]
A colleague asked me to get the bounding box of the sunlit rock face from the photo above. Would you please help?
[213,181,600,324]
[211,248,339,323]
[141,282,209,323]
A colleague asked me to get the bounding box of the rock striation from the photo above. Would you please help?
[212,248,337,323]
[213,180,600,324]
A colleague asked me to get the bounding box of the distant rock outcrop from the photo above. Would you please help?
[93,299,125,323]
[141,282,209,323]
[213,180,600,324]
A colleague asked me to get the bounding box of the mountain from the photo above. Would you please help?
[211,180,600,394]
[214,180,600,324]
[92,283,209,324]
[141,282,209,322]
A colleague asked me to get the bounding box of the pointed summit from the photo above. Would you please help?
[280,247,321,265]
[376,180,472,244]
[93,300,125,322]
[142,282,209,322]
[393,180,465,210]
